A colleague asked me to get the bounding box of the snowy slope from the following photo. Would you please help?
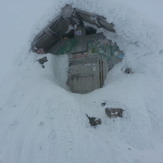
[0,0,163,163]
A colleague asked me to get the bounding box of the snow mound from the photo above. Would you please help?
[0,0,163,163]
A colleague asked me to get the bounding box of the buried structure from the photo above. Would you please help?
[31,4,124,93]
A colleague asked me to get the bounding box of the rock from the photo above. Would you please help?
[37,56,48,68]
[124,68,133,74]
[86,114,102,127]
[101,101,106,106]
[105,108,124,118]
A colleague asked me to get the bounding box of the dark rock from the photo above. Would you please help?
[37,56,48,68]
[101,101,106,106]
[124,68,133,74]
[86,114,102,127]
[105,108,124,118]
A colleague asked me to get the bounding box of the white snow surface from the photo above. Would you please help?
[0,0,163,163]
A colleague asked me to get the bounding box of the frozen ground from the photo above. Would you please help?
[0,0,163,163]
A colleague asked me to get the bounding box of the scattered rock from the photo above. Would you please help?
[124,67,133,74]
[37,56,48,68]
[86,114,102,127]
[105,108,124,118]
[121,65,133,74]
[101,101,106,106]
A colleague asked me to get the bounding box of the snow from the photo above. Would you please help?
[0,0,163,163]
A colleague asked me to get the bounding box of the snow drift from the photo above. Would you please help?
[0,0,163,163]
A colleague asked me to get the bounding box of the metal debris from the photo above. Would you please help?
[105,108,124,118]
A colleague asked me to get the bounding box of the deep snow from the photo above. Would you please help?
[0,0,163,163]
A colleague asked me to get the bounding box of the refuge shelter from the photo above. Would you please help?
[31,4,124,93]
